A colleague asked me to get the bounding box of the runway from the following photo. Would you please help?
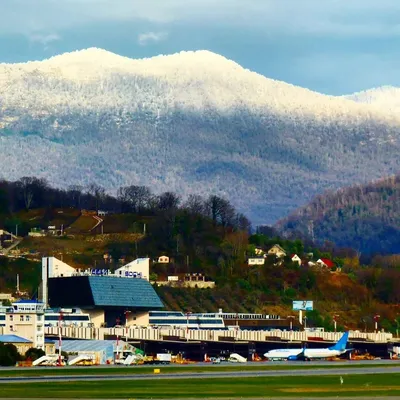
[2,365,400,383]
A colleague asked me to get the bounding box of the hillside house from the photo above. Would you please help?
[155,272,215,288]
[254,247,265,256]
[316,258,335,269]
[291,254,302,266]
[157,255,170,264]
[248,258,265,266]
[267,244,287,258]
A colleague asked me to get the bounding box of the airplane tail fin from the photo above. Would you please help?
[329,331,349,351]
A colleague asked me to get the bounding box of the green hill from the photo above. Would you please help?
[275,174,400,255]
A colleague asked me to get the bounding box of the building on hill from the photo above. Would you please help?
[316,258,335,269]
[267,244,287,258]
[157,255,170,264]
[254,247,265,256]
[248,258,265,266]
[291,254,302,266]
[41,257,163,328]
[155,273,215,289]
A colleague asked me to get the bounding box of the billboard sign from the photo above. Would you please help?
[293,300,313,311]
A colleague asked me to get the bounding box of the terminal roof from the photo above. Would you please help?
[48,276,164,309]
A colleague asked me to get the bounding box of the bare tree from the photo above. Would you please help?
[117,185,152,213]
[87,183,105,212]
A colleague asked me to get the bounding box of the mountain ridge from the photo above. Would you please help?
[1,48,400,224]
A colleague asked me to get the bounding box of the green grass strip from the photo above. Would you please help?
[2,373,400,398]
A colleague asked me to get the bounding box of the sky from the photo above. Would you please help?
[1,0,400,95]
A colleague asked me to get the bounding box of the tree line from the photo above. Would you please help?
[0,177,251,233]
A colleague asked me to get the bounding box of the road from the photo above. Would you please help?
[1,365,400,383]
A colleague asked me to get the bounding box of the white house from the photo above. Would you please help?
[267,244,287,258]
[291,254,302,266]
[248,258,265,266]
[254,247,265,256]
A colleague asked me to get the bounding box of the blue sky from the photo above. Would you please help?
[1,0,399,95]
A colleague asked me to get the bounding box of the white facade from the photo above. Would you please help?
[115,258,149,281]
[248,258,265,266]
[157,255,170,264]
[42,257,77,307]
[4,301,45,350]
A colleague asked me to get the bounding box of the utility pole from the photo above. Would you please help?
[58,311,63,366]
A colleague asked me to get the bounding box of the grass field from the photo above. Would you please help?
[2,373,400,398]
[0,363,396,377]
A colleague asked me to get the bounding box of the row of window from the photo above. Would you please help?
[8,315,31,322]
[149,318,225,325]
[45,315,90,321]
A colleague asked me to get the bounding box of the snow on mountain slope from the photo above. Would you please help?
[344,86,400,113]
[0,48,398,123]
[0,48,400,223]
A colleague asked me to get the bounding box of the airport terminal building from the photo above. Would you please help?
[41,257,164,328]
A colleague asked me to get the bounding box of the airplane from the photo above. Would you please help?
[264,331,350,361]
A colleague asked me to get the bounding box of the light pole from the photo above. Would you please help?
[374,314,380,333]
[333,314,339,333]
[303,316,308,330]
[185,312,192,341]
[116,317,121,361]
[287,315,295,331]
[124,310,131,342]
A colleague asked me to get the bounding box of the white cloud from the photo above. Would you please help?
[137,31,168,46]
[1,0,400,38]
[29,33,60,46]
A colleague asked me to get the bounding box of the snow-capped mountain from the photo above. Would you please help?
[1,48,400,223]
[344,86,400,113]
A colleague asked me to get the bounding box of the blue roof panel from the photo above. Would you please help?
[0,335,32,343]
[88,277,163,308]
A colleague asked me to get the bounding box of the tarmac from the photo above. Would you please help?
[1,364,400,383]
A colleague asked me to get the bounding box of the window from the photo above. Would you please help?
[26,316,30,322]
[20,315,24,321]
[9,315,13,321]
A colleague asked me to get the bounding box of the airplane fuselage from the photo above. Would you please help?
[265,348,344,360]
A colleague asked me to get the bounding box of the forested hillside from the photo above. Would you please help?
[276,175,400,255]
[2,178,400,333]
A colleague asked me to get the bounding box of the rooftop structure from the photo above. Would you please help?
[41,257,163,328]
